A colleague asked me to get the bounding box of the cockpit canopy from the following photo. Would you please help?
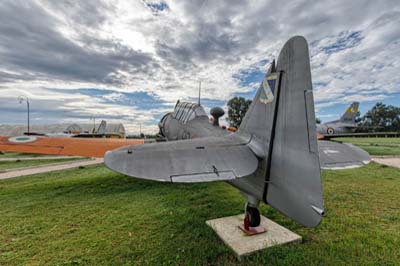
[171,102,208,124]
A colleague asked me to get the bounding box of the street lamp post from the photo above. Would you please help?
[18,95,30,135]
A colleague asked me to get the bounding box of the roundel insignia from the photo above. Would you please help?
[260,72,277,104]
[8,136,37,143]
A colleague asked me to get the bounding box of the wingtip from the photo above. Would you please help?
[103,150,113,168]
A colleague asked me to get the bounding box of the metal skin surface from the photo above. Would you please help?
[105,36,369,228]
[317,102,359,135]
[318,140,370,169]
[159,111,230,140]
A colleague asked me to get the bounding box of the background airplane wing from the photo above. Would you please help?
[104,135,259,183]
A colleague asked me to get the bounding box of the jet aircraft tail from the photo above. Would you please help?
[239,36,323,227]
[97,120,107,134]
[339,102,359,123]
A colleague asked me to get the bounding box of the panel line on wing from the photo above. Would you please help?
[170,170,236,183]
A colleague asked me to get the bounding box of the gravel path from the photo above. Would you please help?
[0,158,104,180]
[372,156,400,169]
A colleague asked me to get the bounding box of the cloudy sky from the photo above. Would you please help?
[0,0,399,134]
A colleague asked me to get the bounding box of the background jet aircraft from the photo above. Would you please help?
[317,102,359,135]
[105,36,369,229]
[71,120,123,138]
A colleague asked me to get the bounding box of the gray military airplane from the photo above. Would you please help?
[105,36,369,230]
[317,102,359,136]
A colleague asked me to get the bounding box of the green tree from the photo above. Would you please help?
[316,118,321,124]
[226,97,252,128]
[355,111,362,124]
[358,102,400,132]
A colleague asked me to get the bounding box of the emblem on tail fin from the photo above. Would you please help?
[345,102,359,114]
[340,102,359,123]
[260,72,278,104]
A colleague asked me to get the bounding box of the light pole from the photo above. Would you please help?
[90,117,96,133]
[18,95,30,135]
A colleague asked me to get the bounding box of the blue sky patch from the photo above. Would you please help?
[145,1,169,12]
[233,68,265,87]
[322,31,363,54]
[232,64,266,99]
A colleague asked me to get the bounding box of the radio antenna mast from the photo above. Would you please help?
[198,81,201,105]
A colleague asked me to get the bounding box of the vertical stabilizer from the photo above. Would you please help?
[239,36,323,227]
[97,120,107,134]
[267,36,323,227]
[340,102,359,123]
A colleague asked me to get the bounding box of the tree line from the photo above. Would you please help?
[355,102,400,132]
[227,97,400,132]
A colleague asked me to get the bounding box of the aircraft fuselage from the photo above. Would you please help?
[158,107,229,140]
[316,121,358,135]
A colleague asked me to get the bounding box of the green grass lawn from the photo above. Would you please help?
[0,163,399,265]
[0,152,56,158]
[332,137,400,156]
[0,158,88,171]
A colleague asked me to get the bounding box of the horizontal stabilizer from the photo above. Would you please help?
[104,135,259,183]
[318,140,371,169]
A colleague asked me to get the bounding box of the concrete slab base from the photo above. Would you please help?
[206,214,302,259]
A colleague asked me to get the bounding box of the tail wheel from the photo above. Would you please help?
[246,206,261,227]
[327,128,335,135]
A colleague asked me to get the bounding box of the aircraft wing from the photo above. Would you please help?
[104,135,259,183]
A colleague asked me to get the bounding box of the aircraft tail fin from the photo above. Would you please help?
[239,36,323,227]
[97,120,107,134]
[340,102,359,123]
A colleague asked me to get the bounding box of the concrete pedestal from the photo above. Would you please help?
[206,214,302,259]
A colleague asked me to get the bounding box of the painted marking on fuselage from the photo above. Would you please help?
[8,136,37,143]
[260,72,277,104]
[323,149,340,154]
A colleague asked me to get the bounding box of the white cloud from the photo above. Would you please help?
[0,0,399,133]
